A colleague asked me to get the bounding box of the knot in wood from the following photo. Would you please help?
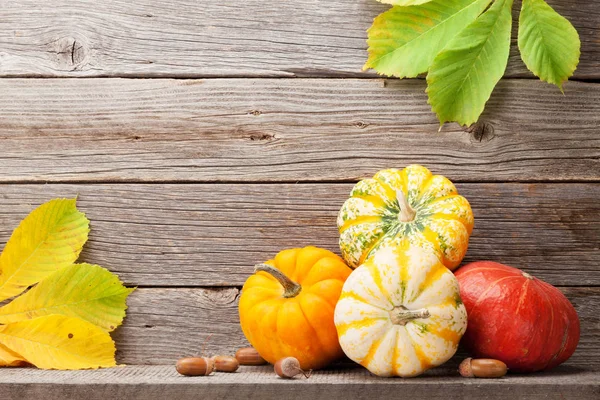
[249,133,274,141]
[49,36,89,71]
[353,121,369,129]
[467,121,495,144]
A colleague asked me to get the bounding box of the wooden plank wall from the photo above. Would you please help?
[0,0,598,369]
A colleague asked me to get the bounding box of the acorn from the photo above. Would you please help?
[176,357,215,376]
[459,358,508,378]
[274,357,311,379]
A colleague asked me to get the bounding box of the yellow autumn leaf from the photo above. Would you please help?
[0,198,89,302]
[0,343,28,367]
[0,263,134,332]
[0,315,116,370]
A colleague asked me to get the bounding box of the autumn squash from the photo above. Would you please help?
[239,246,352,370]
[338,165,473,270]
[334,241,467,377]
[455,261,580,372]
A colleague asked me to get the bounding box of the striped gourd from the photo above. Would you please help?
[338,165,474,270]
[334,242,467,377]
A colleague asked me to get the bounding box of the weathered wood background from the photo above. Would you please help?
[0,0,598,377]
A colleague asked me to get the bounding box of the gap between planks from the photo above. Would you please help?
[1,180,600,185]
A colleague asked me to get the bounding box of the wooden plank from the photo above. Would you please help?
[0,0,598,79]
[0,183,598,286]
[0,365,598,400]
[0,365,597,400]
[0,78,599,183]
[111,287,600,368]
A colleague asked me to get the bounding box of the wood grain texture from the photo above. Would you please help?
[0,183,598,286]
[0,365,597,400]
[1,78,599,183]
[0,0,597,79]
[91,287,600,368]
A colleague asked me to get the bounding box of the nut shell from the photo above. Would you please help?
[458,358,474,377]
[471,359,508,378]
[235,347,268,365]
[459,358,507,378]
[176,357,215,376]
[213,355,240,372]
[274,357,301,379]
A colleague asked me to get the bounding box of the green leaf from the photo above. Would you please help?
[364,0,493,78]
[0,199,90,302]
[0,263,134,332]
[377,0,434,6]
[518,0,580,90]
[426,0,514,125]
[0,315,116,370]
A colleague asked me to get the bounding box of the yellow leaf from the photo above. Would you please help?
[0,199,89,302]
[0,315,116,370]
[0,343,28,367]
[0,264,134,332]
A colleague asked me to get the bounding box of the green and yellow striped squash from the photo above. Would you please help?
[334,242,467,377]
[337,165,474,270]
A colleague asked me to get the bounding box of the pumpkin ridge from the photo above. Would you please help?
[373,176,403,205]
[305,279,345,309]
[395,245,411,304]
[391,327,399,374]
[469,276,523,318]
[538,281,558,370]
[550,317,571,369]
[336,317,387,338]
[339,291,384,310]
[514,278,531,314]
[428,210,469,226]
[360,333,386,369]
[267,302,286,364]
[242,290,282,318]
[427,325,462,344]
[411,173,436,209]
[300,257,350,287]
[295,297,328,359]
[406,328,434,372]
[351,194,390,209]
[250,299,283,363]
[424,193,462,208]
[358,230,396,266]
[338,215,383,234]
[411,263,447,304]
[368,263,393,306]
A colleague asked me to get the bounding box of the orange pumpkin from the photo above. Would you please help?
[239,246,352,370]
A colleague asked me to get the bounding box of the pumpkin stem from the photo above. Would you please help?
[396,189,416,222]
[254,264,302,298]
[389,307,430,326]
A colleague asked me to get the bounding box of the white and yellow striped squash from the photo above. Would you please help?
[334,242,467,377]
[337,165,474,270]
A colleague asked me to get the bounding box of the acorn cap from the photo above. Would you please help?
[459,358,474,378]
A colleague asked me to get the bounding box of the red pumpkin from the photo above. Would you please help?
[455,261,579,372]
